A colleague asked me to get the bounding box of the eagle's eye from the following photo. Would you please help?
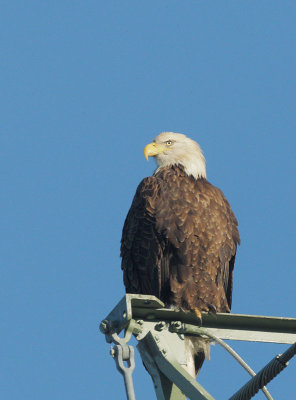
[166,140,173,146]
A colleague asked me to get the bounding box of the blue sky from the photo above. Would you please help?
[1,1,296,399]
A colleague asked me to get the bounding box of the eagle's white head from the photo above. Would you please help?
[144,132,206,179]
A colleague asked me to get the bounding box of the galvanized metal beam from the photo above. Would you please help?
[100,295,296,344]
[173,322,296,344]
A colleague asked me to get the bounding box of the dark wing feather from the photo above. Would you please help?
[121,177,171,299]
[214,185,240,311]
[224,255,236,309]
[219,189,240,310]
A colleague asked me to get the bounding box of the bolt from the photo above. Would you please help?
[155,335,159,342]
[155,321,166,331]
[99,319,110,334]
[170,321,183,331]
[162,348,167,356]
[133,322,143,336]
[136,320,144,325]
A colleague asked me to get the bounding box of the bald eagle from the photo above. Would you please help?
[121,132,240,376]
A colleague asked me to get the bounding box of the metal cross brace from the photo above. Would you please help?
[137,327,215,400]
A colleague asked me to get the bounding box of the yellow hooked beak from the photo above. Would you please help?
[144,142,170,160]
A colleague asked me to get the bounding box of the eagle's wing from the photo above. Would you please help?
[220,250,236,310]
[121,177,170,299]
[214,186,240,311]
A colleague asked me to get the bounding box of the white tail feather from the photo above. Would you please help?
[184,337,210,378]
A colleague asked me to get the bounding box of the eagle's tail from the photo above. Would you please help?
[184,336,210,377]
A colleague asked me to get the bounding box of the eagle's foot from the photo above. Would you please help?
[194,307,202,320]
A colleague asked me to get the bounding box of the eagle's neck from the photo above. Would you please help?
[156,160,206,180]
[182,159,206,179]
[155,164,207,181]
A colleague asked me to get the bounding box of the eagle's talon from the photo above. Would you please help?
[208,304,217,314]
[194,307,202,320]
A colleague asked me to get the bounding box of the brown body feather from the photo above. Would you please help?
[121,164,240,375]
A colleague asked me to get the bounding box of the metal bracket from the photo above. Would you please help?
[138,330,215,400]
[105,326,138,400]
